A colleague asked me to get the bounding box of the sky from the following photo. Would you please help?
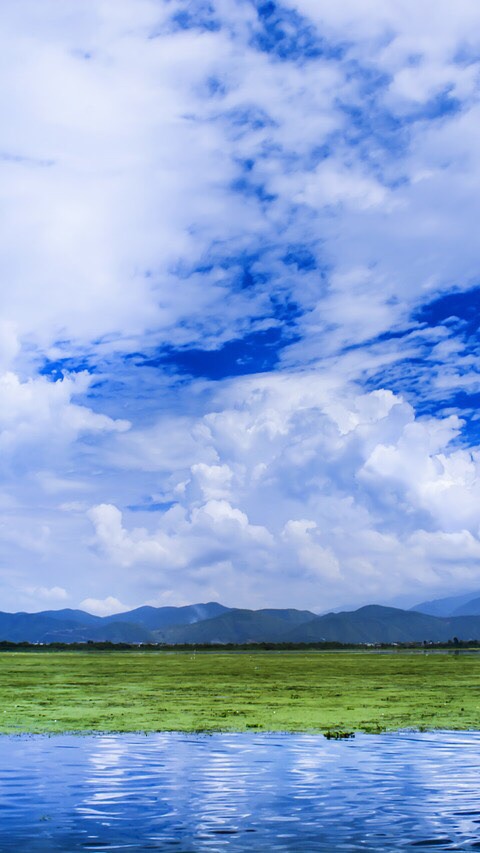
[2,0,480,616]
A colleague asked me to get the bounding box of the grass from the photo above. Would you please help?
[1,649,480,734]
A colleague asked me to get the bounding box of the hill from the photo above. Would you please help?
[451,596,480,617]
[158,608,316,644]
[103,602,230,630]
[0,612,154,644]
[0,602,229,644]
[39,608,103,625]
[3,601,480,645]
[411,591,480,617]
[0,612,87,644]
[287,605,480,644]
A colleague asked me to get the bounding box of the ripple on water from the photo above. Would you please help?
[1,732,480,850]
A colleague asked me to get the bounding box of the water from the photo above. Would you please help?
[1,732,480,851]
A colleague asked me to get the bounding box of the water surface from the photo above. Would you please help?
[1,731,480,851]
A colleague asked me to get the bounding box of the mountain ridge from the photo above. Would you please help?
[3,597,480,644]
[410,591,480,617]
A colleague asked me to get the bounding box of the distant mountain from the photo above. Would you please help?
[84,621,154,644]
[451,596,480,617]
[0,612,95,644]
[0,602,230,644]
[158,608,316,644]
[287,605,480,644]
[39,608,103,625]
[3,601,480,645]
[104,602,230,631]
[0,612,154,644]
[411,591,480,617]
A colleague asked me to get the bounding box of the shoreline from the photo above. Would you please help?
[2,726,480,737]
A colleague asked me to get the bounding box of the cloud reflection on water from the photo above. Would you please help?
[1,732,480,850]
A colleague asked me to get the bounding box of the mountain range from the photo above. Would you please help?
[410,591,480,617]
[3,590,480,644]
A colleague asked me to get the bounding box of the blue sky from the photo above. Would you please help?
[2,0,480,614]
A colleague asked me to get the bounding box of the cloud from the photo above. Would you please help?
[83,372,480,609]
[190,463,234,500]
[87,503,175,569]
[291,160,389,211]
[1,0,479,390]
[282,520,341,581]
[23,585,69,602]
[0,371,129,481]
[79,596,129,617]
[2,1,480,612]
[88,498,274,577]
[408,529,480,563]
[360,416,480,530]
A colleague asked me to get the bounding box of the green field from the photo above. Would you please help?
[1,650,480,734]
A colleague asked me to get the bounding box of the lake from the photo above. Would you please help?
[1,731,480,850]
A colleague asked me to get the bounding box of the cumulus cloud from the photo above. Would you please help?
[88,498,274,579]
[282,520,341,581]
[0,371,129,455]
[2,1,480,612]
[190,463,234,501]
[79,596,129,617]
[23,585,69,602]
[360,416,480,531]
[84,373,480,609]
[87,503,175,569]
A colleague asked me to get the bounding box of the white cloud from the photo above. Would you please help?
[87,503,175,569]
[293,161,389,211]
[408,529,480,563]
[282,520,341,581]
[81,372,480,609]
[23,585,69,602]
[360,416,480,530]
[2,1,480,612]
[79,596,129,617]
[0,0,478,379]
[88,498,274,578]
[190,463,234,501]
[0,371,129,455]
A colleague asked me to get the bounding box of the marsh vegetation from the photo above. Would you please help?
[1,649,479,734]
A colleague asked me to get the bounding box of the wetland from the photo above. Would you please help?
[1,649,480,734]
